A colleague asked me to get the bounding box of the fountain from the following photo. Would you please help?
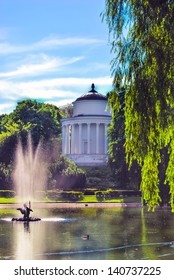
[12,201,41,222]
[12,133,48,222]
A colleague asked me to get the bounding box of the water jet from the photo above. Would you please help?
[12,133,47,222]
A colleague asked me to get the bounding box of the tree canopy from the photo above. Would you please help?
[107,89,141,190]
[0,100,62,164]
[103,0,174,210]
[0,100,86,191]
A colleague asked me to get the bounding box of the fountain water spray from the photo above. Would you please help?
[13,133,48,204]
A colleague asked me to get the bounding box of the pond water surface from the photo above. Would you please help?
[0,206,174,260]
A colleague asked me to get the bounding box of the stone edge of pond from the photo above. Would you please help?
[1,202,142,208]
[0,202,171,210]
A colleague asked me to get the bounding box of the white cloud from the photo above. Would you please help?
[26,76,112,88]
[0,35,104,55]
[0,102,15,115]
[46,99,75,108]
[0,55,84,78]
[0,80,77,100]
[36,35,104,48]
[0,76,112,104]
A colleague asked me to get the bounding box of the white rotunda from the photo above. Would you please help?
[61,84,111,166]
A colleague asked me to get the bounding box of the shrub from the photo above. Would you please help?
[116,190,141,197]
[60,191,84,201]
[48,155,86,190]
[46,190,61,200]
[46,190,84,201]
[84,189,97,195]
[0,190,16,198]
[95,189,141,201]
[83,166,116,189]
[95,191,105,201]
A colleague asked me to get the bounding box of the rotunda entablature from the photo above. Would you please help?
[61,114,111,125]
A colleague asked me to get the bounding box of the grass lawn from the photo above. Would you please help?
[79,195,124,203]
[79,195,141,203]
[0,197,17,204]
[0,196,141,204]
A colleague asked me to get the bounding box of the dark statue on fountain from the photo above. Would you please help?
[12,201,41,222]
[17,203,33,219]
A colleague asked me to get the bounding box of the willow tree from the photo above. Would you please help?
[103,0,174,210]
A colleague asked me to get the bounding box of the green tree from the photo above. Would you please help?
[0,100,62,164]
[12,100,62,146]
[60,103,73,118]
[103,0,174,210]
[108,88,141,189]
[48,154,86,190]
[0,163,13,190]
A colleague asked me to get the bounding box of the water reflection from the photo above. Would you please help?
[0,207,174,260]
[13,221,45,259]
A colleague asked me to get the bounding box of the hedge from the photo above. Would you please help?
[46,190,84,201]
[95,190,141,200]
[0,190,16,198]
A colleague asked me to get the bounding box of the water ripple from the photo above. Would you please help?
[42,242,171,256]
[0,218,12,222]
[41,218,73,222]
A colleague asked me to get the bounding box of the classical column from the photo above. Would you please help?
[62,125,65,154]
[96,123,100,154]
[67,124,70,154]
[78,123,82,154]
[104,124,108,154]
[61,125,64,154]
[71,124,75,154]
[64,125,66,154]
[65,124,69,154]
[87,123,90,154]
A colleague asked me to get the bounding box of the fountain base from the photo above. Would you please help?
[12,202,41,222]
[12,217,41,222]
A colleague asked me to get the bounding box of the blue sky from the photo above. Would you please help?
[0,0,113,114]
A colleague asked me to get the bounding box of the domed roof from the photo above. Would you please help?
[75,84,107,101]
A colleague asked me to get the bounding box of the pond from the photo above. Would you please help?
[0,206,174,260]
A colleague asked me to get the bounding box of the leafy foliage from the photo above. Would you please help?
[0,100,62,164]
[12,100,62,146]
[48,154,86,190]
[60,103,73,118]
[83,166,116,189]
[108,89,141,189]
[0,100,63,189]
[0,100,86,191]
[0,190,15,198]
[103,0,174,210]
[0,163,13,190]
[46,190,84,201]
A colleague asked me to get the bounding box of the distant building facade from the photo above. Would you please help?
[61,84,111,166]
